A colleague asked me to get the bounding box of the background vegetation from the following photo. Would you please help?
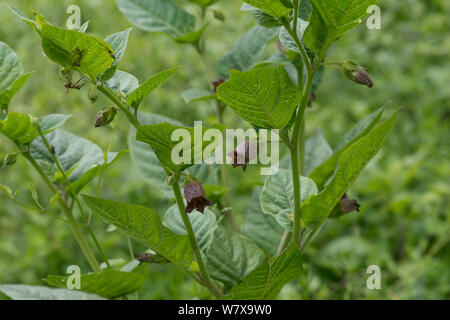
[0,0,448,299]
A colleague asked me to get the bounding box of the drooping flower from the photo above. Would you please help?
[330,194,361,219]
[227,141,258,172]
[184,181,213,214]
[94,106,118,128]
[341,61,373,88]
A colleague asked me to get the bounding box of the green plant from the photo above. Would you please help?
[0,0,399,300]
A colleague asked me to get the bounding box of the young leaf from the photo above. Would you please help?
[105,70,139,95]
[127,67,178,109]
[309,108,384,189]
[242,187,284,255]
[101,28,132,81]
[217,26,279,78]
[175,25,208,45]
[304,0,378,58]
[0,284,105,300]
[303,110,399,229]
[244,0,292,21]
[181,89,216,104]
[44,270,145,299]
[163,205,217,253]
[0,42,22,93]
[205,224,265,290]
[82,195,194,268]
[40,114,72,134]
[279,18,309,53]
[0,112,38,145]
[116,0,195,38]
[225,244,302,300]
[217,65,301,129]
[38,19,115,81]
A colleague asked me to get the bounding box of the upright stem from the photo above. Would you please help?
[21,152,101,272]
[171,177,222,299]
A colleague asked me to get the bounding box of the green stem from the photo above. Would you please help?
[277,230,292,256]
[96,85,141,129]
[171,177,222,299]
[21,151,101,273]
[36,128,112,269]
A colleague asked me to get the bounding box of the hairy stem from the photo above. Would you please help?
[171,177,222,299]
[21,151,101,272]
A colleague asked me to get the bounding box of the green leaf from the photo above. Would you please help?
[260,169,318,229]
[70,151,127,195]
[102,28,132,81]
[189,0,222,8]
[309,108,384,189]
[303,110,399,229]
[30,129,108,182]
[116,0,195,38]
[181,89,216,104]
[0,73,32,112]
[105,70,139,95]
[40,114,72,134]
[45,270,145,299]
[304,0,378,58]
[244,0,292,21]
[7,6,40,32]
[83,195,194,268]
[136,121,222,174]
[0,284,105,300]
[304,130,333,175]
[242,187,284,255]
[129,113,182,196]
[175,25,208,45]
[205,224,265,290]
[0,112,38,145]
[163,205,217,253]
[38,18,114,81]
[279,18,309,53]
[217,26,279,78]
[127,67,178,109]
[0,42,22,93]
[217,65,301,129]
[225,244,302,300]
[241,4,281,28]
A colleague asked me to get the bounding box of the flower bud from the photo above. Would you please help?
[88,87,99,104]
[2,153,18,168]
[213,10,225,22]
[227,141,258,172]
[137,252,169,264]
[341,61,373,88]
[94,106,118,128]
[184,181,213,214]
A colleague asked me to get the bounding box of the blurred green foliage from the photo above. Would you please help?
[0,0,448,299]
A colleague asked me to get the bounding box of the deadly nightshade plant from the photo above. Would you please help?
[0,0,399,301]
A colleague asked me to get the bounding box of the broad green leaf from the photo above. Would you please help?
[116,0,195,38]
[45,270,145,299]
[164,205,217,253]
[0,42,22,93]
[0,284,104,300]
[205,224,265,290]
[217,65,301,129]
[129,113,182,196]
[70,151,127,194]
[136,122,222,174]
[128,67,178,109]
[279,18,309,53]
[242,187,284,255]
[217,26,279,78]
[310,108,384,189]
[304,0,378,58]
[83,195,194,268]
[30,129,108,182]
[105,70,139,95]
[102,28,132,81]
[304,130,333,175]
[181,89,216,104]
[40,114,72,134]
[0,73,32,112]
[244,0,292,21]
[303,111,399,229]
[225,244,302,300]
[38,19,115,81]
[260,169,318,229]
[0,112,38,145]
[189,0,221,8]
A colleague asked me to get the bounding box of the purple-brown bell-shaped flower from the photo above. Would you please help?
[184,181,213,214]
[330,194,361,219]
[227,141,258,172]
[341,61,373,88]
